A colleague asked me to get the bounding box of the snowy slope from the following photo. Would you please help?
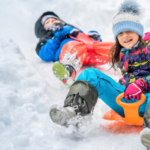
[0,0,150,150]
[0,39,145,150]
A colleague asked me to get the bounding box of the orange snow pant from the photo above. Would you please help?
[59,32,114,72]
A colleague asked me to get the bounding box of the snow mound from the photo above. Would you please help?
[0,40,51,150]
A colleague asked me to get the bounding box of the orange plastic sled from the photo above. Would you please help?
[102,93,146,133]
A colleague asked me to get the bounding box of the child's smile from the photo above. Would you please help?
[117,31,139,49]
[124,39,132,43]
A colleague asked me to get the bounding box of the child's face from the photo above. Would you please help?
[117,31,139,49]
[44,18,63,30]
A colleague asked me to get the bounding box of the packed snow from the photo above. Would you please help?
[0,0,150,150]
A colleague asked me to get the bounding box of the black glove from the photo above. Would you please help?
[69,28,79,37]
[88,31,102,41]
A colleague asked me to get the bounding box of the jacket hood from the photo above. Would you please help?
[34,11,60,38]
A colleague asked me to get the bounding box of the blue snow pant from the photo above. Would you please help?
[77,68,150,117]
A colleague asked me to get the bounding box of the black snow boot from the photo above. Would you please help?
[49,80,98,126]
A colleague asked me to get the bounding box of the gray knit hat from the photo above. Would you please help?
[112,0,144,39]
[41,15,59,25]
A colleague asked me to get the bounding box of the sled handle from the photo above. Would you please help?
[116,93,145,125]
[116,93,146,107]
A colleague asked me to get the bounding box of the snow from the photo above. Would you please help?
[0,0,150,150]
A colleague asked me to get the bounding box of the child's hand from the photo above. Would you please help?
[124,78,147,100]
[88,31,102,41]
[46,23,64,31]
[68,28,79,37]
[54,26,79,41]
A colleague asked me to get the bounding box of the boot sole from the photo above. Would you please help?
[49,105,76,127]
[52,62,75,88]
[52,62,69,81]
[141,134,150,149]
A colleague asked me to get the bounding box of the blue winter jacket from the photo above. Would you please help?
[39,38,73,62]
[38,25,79,62]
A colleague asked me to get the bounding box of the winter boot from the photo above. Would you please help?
[141,102,150,149]
[52,62,76,87]
[50,105,76,127]
[49,80,98,127]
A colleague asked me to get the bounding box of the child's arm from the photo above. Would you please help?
[53,26,79,41]
[88,31,102,42]
[35,32,53,55]
[121,55,148,100]
[38,38,61,61]
[35,33,61,62]
[121,55,136,85]
[121,55,148,86]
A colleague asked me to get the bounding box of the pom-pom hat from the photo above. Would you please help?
[112,0,144,39]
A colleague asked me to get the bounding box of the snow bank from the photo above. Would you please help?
[0,40,51,150]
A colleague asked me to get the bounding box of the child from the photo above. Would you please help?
[35,11,113,86]
[49,1,150,148]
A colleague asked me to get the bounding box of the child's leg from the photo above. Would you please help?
[143,102,150,128]
[50,79,98,126]
[77,68,150,117]
[50,68,150,127]
[53,41,87,85]
[141,101,150,149]
[50,68,123,126]
[77,68,126,117]
[59,41,86,72]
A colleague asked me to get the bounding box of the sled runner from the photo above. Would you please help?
[102,93,146,133]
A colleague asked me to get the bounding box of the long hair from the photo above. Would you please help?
[109,36,147,70]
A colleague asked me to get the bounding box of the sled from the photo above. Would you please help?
[102,93,146,133]
[68,33,114,65]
